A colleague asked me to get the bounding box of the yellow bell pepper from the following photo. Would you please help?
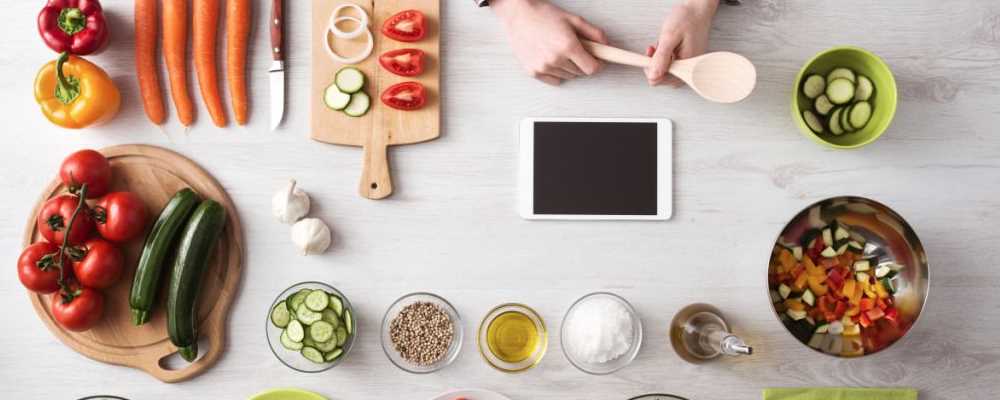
[34,52,120,129]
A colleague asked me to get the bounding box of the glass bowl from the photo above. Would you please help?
[265,281,357,373]
[477,303,548,373]
[560,292,643,375]
[380,292,463,374]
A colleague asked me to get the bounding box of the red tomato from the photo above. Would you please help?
[37,194,95,246]
[382,10,426,42]
[51,283,104,332]
[72,238,124,289]
[379,48,425,77]
[60,149,112,198]
[94,191,148,242]
[17,242,69,294]
[380,82,427,111]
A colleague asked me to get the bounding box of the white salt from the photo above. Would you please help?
[564,296,634,364]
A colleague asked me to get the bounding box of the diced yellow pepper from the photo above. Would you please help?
[875,281,889,299]
[841,279,856,299]
[784,298,806,311]
[807,274,828,296]
[793,272,808,290]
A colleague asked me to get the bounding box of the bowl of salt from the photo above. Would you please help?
[560,292,643,375]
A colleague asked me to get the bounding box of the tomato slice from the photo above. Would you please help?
[382,10,426,42]
[380,82,426,111]
[379,48,425,77]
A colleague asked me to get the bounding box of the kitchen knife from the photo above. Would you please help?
[269,0,285,130]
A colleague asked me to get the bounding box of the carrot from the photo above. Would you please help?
[193,0,227,127]
[163,0,195,126]
[226,0,251,125]
[135,0,165,125]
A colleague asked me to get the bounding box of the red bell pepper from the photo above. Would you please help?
[37,0,108,55]
[859,298,875,312]
[859,312,873,328]
[883,307,899,325]
[865,307,885,321]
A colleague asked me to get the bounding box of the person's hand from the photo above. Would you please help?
[645,0,719,87]
[492,0,608,86]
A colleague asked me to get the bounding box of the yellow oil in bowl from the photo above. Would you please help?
[486,311,539,363]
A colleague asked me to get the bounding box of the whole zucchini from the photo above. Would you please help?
[130,188,200,325]
[166,200,227,362]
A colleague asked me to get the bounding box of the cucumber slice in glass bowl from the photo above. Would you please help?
[266,281,357,373]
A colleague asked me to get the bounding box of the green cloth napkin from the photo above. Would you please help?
[763,388,917,400]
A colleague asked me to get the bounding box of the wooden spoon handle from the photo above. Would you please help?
[582,40,652,68]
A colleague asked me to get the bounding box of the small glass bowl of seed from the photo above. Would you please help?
[266,281,357,373]
[380,292,463,373]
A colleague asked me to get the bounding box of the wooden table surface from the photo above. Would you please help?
[2,1,998,399]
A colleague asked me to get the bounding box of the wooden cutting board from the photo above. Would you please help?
[22,144,244,383]
[310,0,441,199]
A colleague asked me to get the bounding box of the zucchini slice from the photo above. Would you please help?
[323,84,352,110]
[321,308,341,329]
[826,78,855,105]
[802,110,824,134]
[324,348,344,362]
[328,295,344,316]
[826,67,856,84]
[334,67,366,93]
[829,107,844,135]
[305,290,330,311]
[344,309,354,335]
[289,289,311,311]
[802,74,826,99]
[841,104,855,132]
[814,94,834,116]
[854,75,874,101]
[335,326,348,347]
[270,301,291,328]
[848,101,872,129]
[280,330,304,351]
[296,304,322,325]
[286,320,305,342]
[301,347,325,364]
[343,92,371,117]
[308,320,335,343]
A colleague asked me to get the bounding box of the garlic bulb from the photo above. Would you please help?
[291,218,332,255]
[272,179,310,224]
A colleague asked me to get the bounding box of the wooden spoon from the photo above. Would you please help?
[583,40,756,103]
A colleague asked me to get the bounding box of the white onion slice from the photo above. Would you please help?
[329,15,367,39]
[330,3,369,33]
[324,27,374,65]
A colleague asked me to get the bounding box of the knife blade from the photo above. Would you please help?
[269,0,285,131]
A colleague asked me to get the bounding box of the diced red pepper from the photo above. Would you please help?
[827,269,845,291]
[884,307,899,323]
[833,300,848,319]
[877,298,889,310]
[859,312,872,328]
[820,258,840,269]
[859,298,875,312]
[865,308,885,321]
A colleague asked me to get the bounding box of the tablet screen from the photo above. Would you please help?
[533,121,658,215]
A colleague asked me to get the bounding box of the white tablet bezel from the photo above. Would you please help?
[518,117,673,221]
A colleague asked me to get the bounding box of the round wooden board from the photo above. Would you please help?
[22,144,244,383]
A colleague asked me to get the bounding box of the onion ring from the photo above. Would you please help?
[330,3,369,33]
[324,26,374,65]
[329,15,367,39]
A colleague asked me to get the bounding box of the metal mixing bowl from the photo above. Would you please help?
[767,196,929,357]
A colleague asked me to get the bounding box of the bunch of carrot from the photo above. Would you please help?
[135,0,251,127]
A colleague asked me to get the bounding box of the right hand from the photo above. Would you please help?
[492,0,608,86]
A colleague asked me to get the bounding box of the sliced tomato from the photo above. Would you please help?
[380,81,427,111]
[382,10,426,42]
[379,48,425,77]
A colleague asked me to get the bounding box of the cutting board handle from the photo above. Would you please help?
[360,141,393,199]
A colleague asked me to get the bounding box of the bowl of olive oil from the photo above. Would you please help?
[477,303,548,373]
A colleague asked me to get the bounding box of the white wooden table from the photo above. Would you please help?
[2,1,999,399]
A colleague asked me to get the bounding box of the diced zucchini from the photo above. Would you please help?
[791,246,803,261]
[815,323,830,334]
[787,309,808,321]
[308,320,335,343]
[301,347,325,364]
[874,264,891,278]
[286,320,305,342]
[814,94,834,116]
[280,330,304,351]
[887,262,904,271]
[826,78,855,105]
[770,290,782,303]
[305,290,330,312]
[881,277,898,294]
[778,283,792,299]
[270,301,291,328]
[328,295,344,316]
[822,228,833,246]
[847,240,864,252]
[836,243,848,255]
[802,74,826,99]
[854,75,874,101]
[834,226,850,241]
[802,110,824,134]
[826,67,856,84]
[856,272,870,283]
[853,260,871,272]
[848,101,872,129]
[802,289,815,306]
[821,247,837,258]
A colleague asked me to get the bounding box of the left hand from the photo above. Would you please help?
[644,0,719,87]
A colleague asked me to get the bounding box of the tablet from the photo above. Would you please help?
[518,117,672,220]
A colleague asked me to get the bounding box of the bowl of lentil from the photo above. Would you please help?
[380,292,463,374]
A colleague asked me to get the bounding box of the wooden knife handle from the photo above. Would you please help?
[270,0,284,61]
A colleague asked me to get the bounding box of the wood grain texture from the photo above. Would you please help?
[1,0,999,399]
[310,0,441,199]
[21,145,244,383]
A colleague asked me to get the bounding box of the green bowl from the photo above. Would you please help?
[792,46,897,149]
